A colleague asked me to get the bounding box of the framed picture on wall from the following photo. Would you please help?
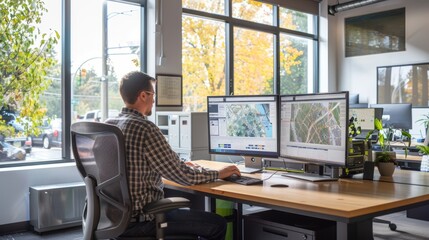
[345,8,405,57]
[155,74,183,107]
[377,62,429,107]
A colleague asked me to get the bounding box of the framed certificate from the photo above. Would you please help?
[155,74,182,107]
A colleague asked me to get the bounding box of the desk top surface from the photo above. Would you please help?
[396,153,422,162]
[163,160,429,219]
[373,168,429,186]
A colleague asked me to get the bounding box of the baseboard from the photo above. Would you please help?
[0,221,32,235]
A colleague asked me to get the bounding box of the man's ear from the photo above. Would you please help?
[139,91,147,102]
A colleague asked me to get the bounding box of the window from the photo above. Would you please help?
[280,33,315,95]
[232,0,273,25]
[182,0,225,15]
[182,15,226,112]
[182,0,319,112]
[0,0,146,166]
[234,27,274,95]
[279,8,316,35]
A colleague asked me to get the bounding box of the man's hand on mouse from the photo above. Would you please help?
[218,165,241,179]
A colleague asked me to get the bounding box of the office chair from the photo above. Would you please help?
[71,122,197,240]
[373,218,397,231]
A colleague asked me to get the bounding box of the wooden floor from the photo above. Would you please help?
[0,211,427,240]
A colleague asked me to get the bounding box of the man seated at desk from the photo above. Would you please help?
[106,71,240,240]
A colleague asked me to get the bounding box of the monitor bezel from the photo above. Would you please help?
[206,95,279,158]
[279,91,349,167]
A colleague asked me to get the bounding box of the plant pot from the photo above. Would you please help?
[371,151,396,163]
[377,162,396,177]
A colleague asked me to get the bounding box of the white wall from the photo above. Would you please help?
[330,0,429,138]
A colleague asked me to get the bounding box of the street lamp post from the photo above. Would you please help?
[101,1,109,121]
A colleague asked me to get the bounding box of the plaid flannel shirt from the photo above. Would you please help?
[106,107,218,220]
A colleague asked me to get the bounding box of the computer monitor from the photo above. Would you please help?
[349,108,384,131]
[369,103,412,130]
[349,103,368,108]
[207,95,279,162]
[349,93,359,104]
[279,92,349,167]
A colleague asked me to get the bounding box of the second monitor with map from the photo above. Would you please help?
[279,92,349,168]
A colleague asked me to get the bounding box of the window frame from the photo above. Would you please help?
[182,0,319,99]
[0,0,148,168]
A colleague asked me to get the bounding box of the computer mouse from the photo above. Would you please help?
[270,184,289,188]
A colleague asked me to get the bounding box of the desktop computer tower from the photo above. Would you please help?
[244,210,336,240]
[155,111,210,161]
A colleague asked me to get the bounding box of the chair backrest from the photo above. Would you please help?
[71,122,131,240]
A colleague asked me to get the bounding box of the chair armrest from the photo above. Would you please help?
[143,197,191,215]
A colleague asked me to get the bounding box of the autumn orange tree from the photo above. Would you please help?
[182,0,306,112]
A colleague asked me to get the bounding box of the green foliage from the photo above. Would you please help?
[365,118,411,163]
[0,119,15,137]
[416,113,429,130]
[0,0,59,136]
[416,145,429,155]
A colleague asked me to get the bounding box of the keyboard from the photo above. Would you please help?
[224,175,263,185]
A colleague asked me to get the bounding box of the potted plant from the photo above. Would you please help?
[365,118,411,176]
[416,113,429,144]
[416,145,429,172]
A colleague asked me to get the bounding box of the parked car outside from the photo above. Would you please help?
[77,109,119,122]
[0,140,26,161]
[31,118,62,149]
[0,108,32,154]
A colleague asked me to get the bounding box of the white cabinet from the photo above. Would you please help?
[156,112,210,161]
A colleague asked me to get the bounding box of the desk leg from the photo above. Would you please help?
[236,203,243,240]
[337,219,374,240]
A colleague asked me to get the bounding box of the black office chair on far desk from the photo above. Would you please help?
[71,122,197,240]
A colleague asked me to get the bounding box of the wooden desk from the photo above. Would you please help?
[373,167,429,186]
[164,160,429,240]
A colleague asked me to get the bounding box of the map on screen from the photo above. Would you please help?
[290,102,342,146]
[226,103,273,138]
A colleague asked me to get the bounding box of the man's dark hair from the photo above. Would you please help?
[120,71,155,104]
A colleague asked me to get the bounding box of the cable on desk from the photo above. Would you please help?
[261,170,278,181]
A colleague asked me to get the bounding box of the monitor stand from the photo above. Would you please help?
[238,156,263,174]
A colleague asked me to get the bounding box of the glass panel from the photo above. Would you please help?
[107,1,141,113]
[232,0,273,25]
[279,8,316,35]
[71,0,103,122]
[1,0,62,164]
[182,0,225,15]
[377,64,429,107]
[72,1,142,123]
[182,15,226,112]
[234,28,274,95]
[279,33,314,95]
